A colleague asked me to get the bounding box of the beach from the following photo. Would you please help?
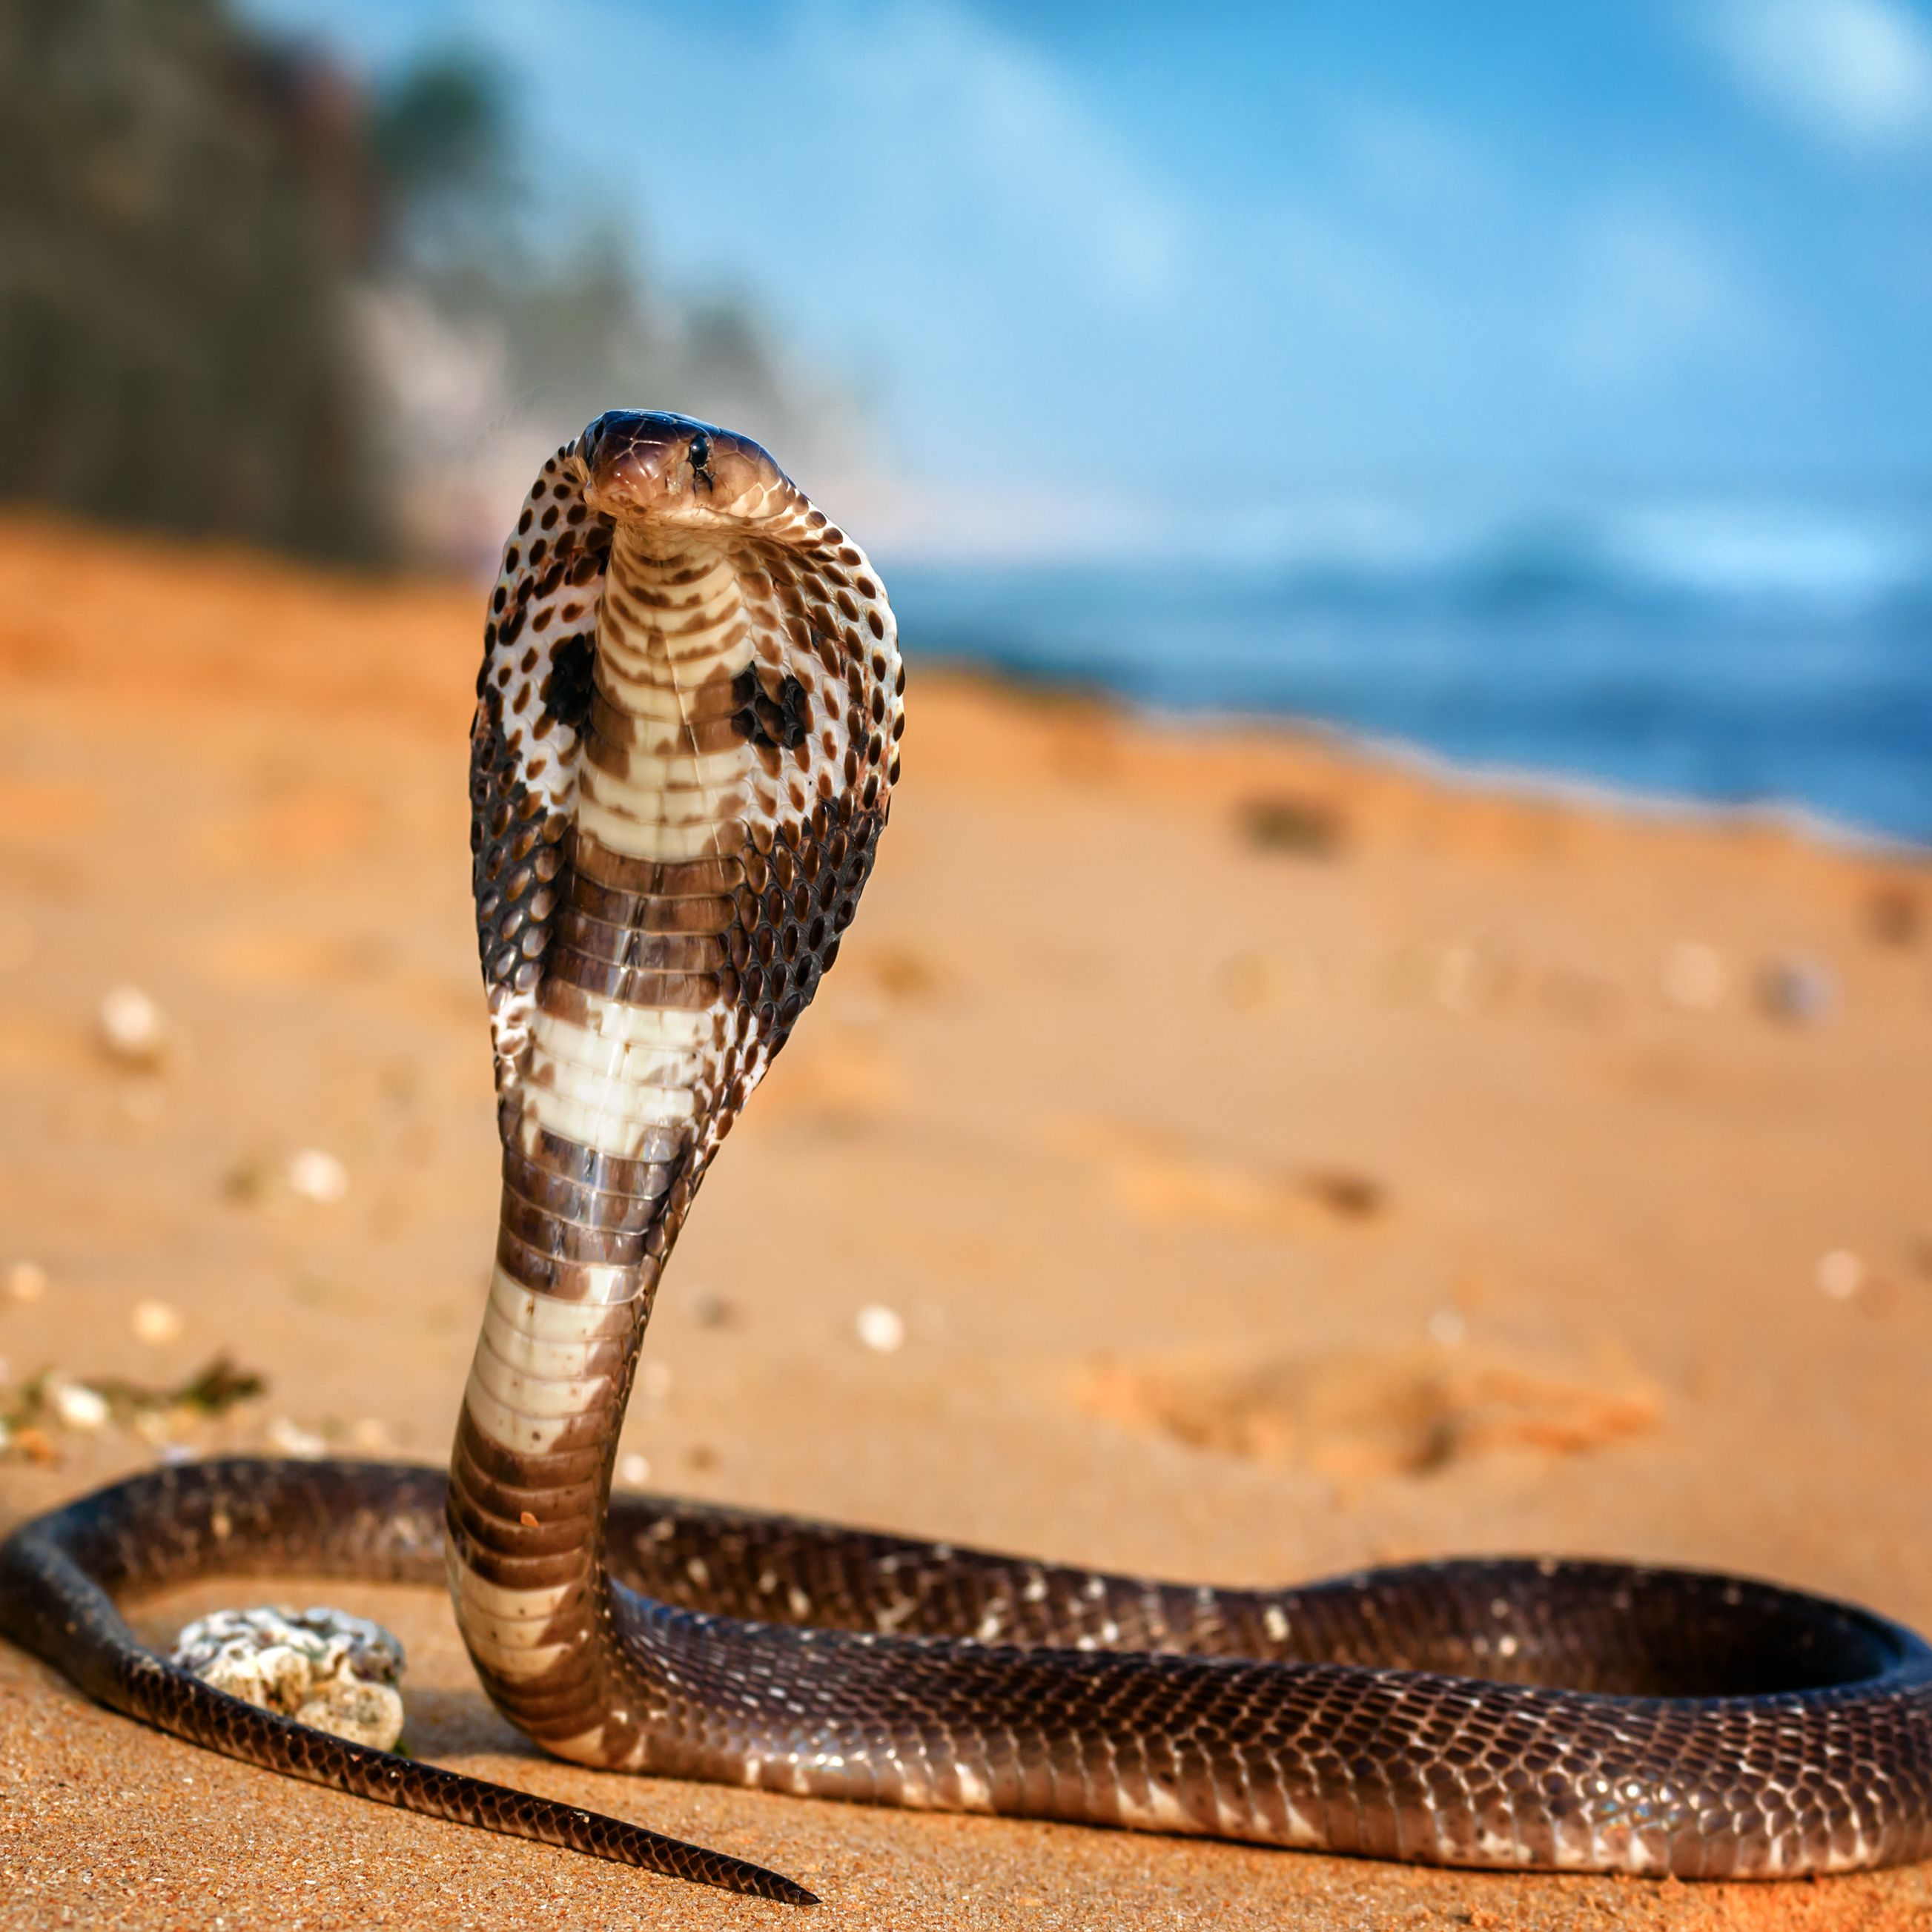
[1,513,1929,1931]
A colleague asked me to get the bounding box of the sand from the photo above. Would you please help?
[1,514,1929,1931]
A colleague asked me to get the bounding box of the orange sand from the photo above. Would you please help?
[1,515,1929,1931]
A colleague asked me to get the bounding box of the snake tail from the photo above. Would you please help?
[0,1459,814,1902]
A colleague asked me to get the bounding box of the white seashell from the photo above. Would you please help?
[285,1149,348,1203]
[131,1298,183,1345]
[268,1416,327,1458]
[53,1382,109,1431]
[172,1606,406,1751]
[856,1303,906,1354]
[99,986,167,1065]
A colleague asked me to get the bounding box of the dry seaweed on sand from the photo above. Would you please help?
[0,1354,266,1460]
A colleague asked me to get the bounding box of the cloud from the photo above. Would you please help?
[1701,0,1932,152]
[1329,98,1495,211]
[476,0,1187,311]
[1562,205,1769,384]
[825,2,1187,306]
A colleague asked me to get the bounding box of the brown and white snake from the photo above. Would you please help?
[4,413,1929,1904]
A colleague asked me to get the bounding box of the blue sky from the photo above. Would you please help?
[245,0,1932,517]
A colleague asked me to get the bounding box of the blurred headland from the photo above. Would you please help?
[0,1,863,571]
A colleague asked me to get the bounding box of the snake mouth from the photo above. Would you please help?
[578,409,778,528]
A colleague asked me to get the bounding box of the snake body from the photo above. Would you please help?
[4,413,1931,1902]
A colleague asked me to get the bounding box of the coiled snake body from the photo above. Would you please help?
[4,414,1930,1902]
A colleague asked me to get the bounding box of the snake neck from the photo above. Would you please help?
[450,420,902,1770]
[447,525,769,1765]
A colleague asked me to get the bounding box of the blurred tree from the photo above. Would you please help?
[0,0,381,559]
[366,50,512,258]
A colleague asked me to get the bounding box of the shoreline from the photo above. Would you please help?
[912,649,1932,864]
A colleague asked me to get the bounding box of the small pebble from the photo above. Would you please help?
[53,1382,109,1431]
[268,1416,326,1458]
[1238,793,1344,859]
[348,1417,390,1453]
[131,1298,183,1346]
[97,985,168,1066]
[1659,941,1727,1012]
[286,1149,348,1204]
[692,1291,736,1329]
[1301,1169,1386,1220]
[222,1157,274,1207]
[1817,1249,1864,1301]
[6,1260,47,1303]
[1756,957,1836,1026]
[868,945,945,1000]
[856,1303,906,1354]
[1865,884,1921,947]
[1426,1309,1468,1348]
[618,1452,651,1486]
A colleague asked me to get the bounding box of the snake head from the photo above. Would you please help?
[576,410,793,531]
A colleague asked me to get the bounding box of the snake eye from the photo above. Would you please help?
[689,432,712,473]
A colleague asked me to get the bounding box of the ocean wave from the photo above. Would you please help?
[894,497,1932,617]
[886,495,1932,844]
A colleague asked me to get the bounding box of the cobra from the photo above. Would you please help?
[4,412,1929,1905]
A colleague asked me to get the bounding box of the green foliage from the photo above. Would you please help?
[368,51,508,206]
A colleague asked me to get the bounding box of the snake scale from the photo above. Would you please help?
[4,414,1930,1904]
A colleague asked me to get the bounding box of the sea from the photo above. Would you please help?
[884,498,1932,850]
